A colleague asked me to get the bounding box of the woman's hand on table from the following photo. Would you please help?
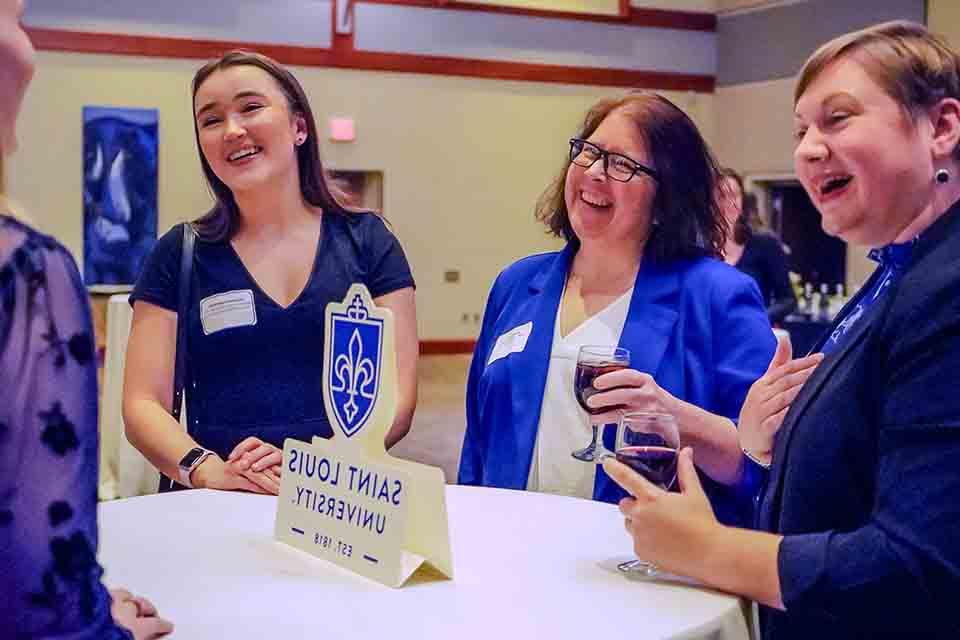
[587,369,677,425]
[228,437,283,472]
[603,448,719,577]
[192,454,280,495]
[739,334,823,466]
[226,437,283,494]
[109,588,174,639]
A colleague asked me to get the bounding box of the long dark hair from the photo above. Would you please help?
[190,50,353,241]
[719,167,756,245]
[535,91,726,262]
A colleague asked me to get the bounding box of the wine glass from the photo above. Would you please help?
[571,345,630,462]
[614,411,680,577]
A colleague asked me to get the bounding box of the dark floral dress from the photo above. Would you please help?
[0,215,131,638]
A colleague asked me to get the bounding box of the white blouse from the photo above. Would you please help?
[526,287,633,499]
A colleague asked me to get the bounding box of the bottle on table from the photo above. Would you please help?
[817,283,831,321]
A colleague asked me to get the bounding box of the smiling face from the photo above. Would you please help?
[0,0,35,155]
[193,65,305,196]
[793,55,935,246]
[563,109,658,251]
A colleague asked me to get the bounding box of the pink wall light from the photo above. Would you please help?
[329,117,356,142]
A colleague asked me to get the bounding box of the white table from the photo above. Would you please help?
[98,486,752,640]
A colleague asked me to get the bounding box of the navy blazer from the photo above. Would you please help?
[758,201,960,639]
[459,244,775,524]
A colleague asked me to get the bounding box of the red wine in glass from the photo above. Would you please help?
[613,412,679,576]
[575,362,628,415]
[615,446,678,490]
[571,346,630,463]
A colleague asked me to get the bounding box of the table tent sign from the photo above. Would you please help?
[274,284,453,587]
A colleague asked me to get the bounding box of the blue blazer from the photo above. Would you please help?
[757,201,960,639]
[459,244,775,524]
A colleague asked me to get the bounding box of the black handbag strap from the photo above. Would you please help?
[160,222,195,493]
[172,221,195,422]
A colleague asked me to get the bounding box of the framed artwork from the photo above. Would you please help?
[83,106,158,290]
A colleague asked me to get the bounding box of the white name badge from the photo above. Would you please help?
[200,289,257,335]
[487,321,533,366]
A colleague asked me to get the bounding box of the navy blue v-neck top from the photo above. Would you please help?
[130,211,414,457]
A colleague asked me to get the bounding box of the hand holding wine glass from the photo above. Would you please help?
[603,445,720,581]
[611,412,679,576]
[585,368,678,427]
[571,345,631,462]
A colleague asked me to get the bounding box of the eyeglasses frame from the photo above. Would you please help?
[568,138,659,183]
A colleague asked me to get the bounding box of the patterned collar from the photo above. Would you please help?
[867,238,917,270]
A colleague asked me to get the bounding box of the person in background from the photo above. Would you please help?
[0,1,172,637]
[123,51,418,494]
[718,167,797,324]
[605,21,960,639]
[459,92,775,526]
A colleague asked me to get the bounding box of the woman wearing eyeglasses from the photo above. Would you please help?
[458,92,775,524]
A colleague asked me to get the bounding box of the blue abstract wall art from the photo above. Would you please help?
[83,106,158,287]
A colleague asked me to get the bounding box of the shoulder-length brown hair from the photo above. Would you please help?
[190,50,354,241]
[535,92,726,262]
[719,167,762,245]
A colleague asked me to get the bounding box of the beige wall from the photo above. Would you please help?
[468,0,621,14]
[632,0,716,11]
[928,0,960,47]
[716,0,769,12]
[8,51,714,339]
[469,1,718,13]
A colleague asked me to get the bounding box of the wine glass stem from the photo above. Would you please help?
[589,421,599,457]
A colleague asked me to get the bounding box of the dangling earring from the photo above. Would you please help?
[936,168,950,184]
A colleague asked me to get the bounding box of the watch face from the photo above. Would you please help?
[180,447,206,468]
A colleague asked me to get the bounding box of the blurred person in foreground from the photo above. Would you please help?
[0,0,172,637]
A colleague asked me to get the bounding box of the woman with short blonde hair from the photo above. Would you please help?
[606,21,960,639]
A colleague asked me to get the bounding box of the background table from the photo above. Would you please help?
[98,486,752,639]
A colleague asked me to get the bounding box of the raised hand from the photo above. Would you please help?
[739,334,823,466]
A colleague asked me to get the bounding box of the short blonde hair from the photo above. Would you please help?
[796,21,960,123]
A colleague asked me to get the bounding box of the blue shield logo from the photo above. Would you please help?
[328,294,383,437]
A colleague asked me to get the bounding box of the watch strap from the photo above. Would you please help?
[178,448,214,489]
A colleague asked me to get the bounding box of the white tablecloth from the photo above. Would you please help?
[98,486,752,640]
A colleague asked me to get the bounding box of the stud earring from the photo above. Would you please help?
[936,168,950,184]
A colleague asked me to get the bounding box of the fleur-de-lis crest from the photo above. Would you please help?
[331,328,376,423]
[326,286,383,438]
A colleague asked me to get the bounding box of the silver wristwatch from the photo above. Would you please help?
[177,447,214,488]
